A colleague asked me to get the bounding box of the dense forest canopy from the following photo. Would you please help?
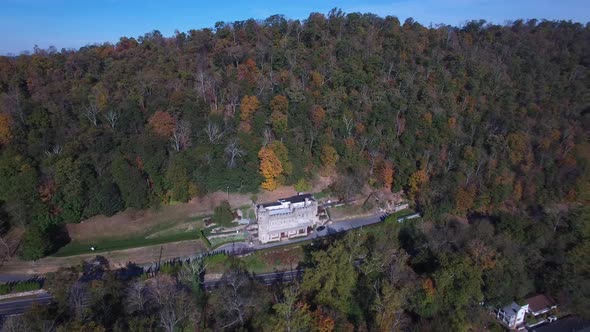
[0,9,589,331]
[0,10,588,257]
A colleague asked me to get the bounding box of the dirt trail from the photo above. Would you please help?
[0,239,207,275]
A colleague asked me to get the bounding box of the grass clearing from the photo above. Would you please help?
[54,223,205,257]
[209,234,247,248]
[329,203,378,221]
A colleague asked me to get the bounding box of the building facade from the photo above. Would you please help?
[256,194,319,244]
[497,302,529,330]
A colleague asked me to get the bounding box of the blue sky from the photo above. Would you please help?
[1,0,589,54]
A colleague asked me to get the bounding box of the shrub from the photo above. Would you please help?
[0,281,41,295]
[12,281,41,293]
[294,178,312,192]
[0,284,10,295]
[213,201,234,227]
[19,226,51,261]
[160,262,181,275]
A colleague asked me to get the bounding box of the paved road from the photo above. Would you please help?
[217,212,386,254]
[0,212,385,316]
[0,291,53,316]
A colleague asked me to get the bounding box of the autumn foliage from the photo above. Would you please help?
[237,58,259,85]
[239,95,260,122]
[258,146,283,191]
[239,95,260,133]
[311,105,326,128]
[408,169,428,200]
[320,145,339,176]
[0,112,13,144]
[148,111,176,137]
[313,308,335,332]
[382,160,394,191]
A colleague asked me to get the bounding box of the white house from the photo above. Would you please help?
[497,302,529,330]
[256,194,319,244]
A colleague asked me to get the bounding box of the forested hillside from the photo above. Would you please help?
[0,12,588,258]
[0,9,589,331]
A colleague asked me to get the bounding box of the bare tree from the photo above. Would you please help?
[104,110,118,130]
[368,150,380,176]
[262,127,272,146]
[0,86,24,123]
[0,222,13,261]
[148,275,196,332]
[224,140,245,168]
[170,120,191,152]
[1,315,28,332]
[178,257,207,284]
[125,280,150,314]
[85,103,99,126]
[158,291,194,332]
[44,144,62,158]
[68,281,88,320]
[215,267,256,330]
[342,113,354,138]
[204,121,223,144]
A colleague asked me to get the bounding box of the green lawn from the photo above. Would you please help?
[53,230,203,257]
[209,234,247,248]
[312,190,330,199]
[54,213,211,257]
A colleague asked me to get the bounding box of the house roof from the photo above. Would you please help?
[259,194,314,208]
[501,302,525,316]
[526,294,557,313]
[531,316,590,332]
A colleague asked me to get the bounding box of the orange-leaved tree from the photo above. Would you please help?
[0,112,13,145]
[258,146,283,191]
[239,95,260,122]
[382,160,394,191]
[454,185,476,214]
[148,111,176,137]
[310,105,326,128]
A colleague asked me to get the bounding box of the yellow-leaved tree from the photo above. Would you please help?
[408,169,428,200]
[320,145,339,176]
[258,146,283,191]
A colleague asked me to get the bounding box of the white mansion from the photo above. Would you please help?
[256,194,319,244]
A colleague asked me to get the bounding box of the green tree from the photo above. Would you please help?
[19,225,51,260]
[270,285,313,332]
[111,154,149,209]
[302,236,360,315]
[165,154,193,202]
[85,179,124,217]
[213,201,234,226]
